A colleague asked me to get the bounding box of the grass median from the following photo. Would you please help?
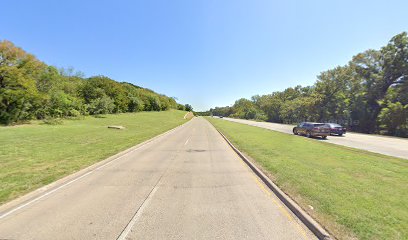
[207,117,407,240]
[0,110,189,205]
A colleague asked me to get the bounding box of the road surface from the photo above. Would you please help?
[0,117,315,240]
[223,117,408,160]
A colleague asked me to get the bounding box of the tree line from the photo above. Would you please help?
[0,40,191,125]
[204,32,408,137]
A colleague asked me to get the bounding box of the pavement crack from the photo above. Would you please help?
[116,149,180,240]
[116,173,163,240]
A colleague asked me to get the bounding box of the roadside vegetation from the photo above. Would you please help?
[202,32,408,137]
[208,117,408,240]
[0,110,189,204]
[0,40,191,126]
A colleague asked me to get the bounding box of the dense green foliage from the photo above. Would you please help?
[0,40,182,125]
[208,117,408,240]
[208,32,408,137]
[184,104,193,112]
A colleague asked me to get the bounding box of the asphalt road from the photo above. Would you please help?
[0,117,315,240]
[223,117,408,160]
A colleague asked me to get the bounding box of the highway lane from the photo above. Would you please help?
[223,117,408,160]
[0,117,316,240]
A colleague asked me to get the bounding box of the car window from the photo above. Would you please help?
[330,123,342,127]
[313,123,326,127]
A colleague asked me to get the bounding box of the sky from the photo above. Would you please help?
[1,0,407,111]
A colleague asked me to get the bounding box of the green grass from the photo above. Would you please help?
[207,117,408,240]
[0,110,189,205]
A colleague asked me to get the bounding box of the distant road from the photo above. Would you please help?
[0,118,315,240]
[223,117,408,160]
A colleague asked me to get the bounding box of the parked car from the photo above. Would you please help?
[326,123,347,136]
[293,122,330,139]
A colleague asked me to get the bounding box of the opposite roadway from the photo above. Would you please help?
[223,117,408,160]
[0,117,316,240]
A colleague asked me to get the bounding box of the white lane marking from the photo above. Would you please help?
[117,130,183,239]
[0,150,139,220]
[0,171,93,219]
[184,138,190,145]
[117,183,160,240]
[0,122,188,219]
[1,120,193,220]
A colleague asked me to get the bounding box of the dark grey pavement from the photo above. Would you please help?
[223,117,408,160]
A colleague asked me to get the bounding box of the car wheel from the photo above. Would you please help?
[293,129,298,135]
[322,135,327,139]
[339,133,343,136]
[306,131,311,138]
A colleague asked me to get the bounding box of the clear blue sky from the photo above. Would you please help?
[1,0,407,111]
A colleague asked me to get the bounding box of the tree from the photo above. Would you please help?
[314,66,352,122]
[207,32,408,137]
[185,104,193,111]
[177,104,185,111]
[87,95,115,115]
[378,102,408,136]
[127,96,144,112]
[147,95,161,111]
[0,40,183,124]
[230,98,265,120]
[0,40,44,124]
[83,76,129,113]
[349,32,408,132]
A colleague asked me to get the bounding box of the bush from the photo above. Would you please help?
[177,104,185,111]
[378,102,408,137]
[87,96,115,115]
[147,96,161,111]
[128,96,144,112]
[68,109,81,117]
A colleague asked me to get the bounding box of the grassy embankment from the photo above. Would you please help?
[0,110,190,205]
[207,117,407,240]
